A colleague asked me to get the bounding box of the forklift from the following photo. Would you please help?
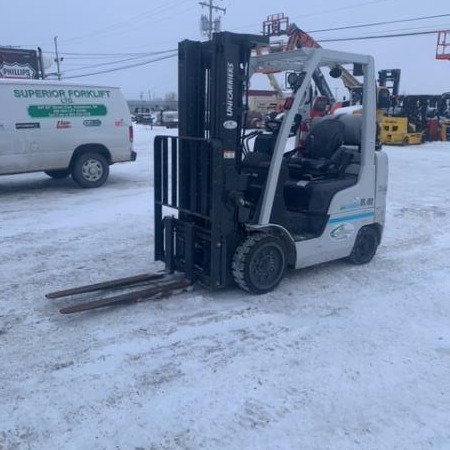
[379,116,423,146]
[154,32,388,294]
[47,32,388,313]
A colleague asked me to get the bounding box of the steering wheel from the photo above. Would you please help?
[264,119,282,133]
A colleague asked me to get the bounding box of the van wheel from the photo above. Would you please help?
[45,169,70,179]
[232,234,286,294]
[347,226,379,265]
[71,152,109,188]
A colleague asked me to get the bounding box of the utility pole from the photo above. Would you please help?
[199,0,226,40]
[53,36,63,80]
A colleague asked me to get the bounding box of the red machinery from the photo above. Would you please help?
[258,14,358,145]
[436,31,450,61]
[262,14,361,93]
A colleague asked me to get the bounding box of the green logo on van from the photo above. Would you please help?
[28,104,107,118]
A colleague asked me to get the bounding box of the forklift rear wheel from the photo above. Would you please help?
[232,234,286,294]
[347,226,379,265]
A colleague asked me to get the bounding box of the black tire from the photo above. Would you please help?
[347,226,379,265]
[401,137,409,146]
[232,234,286,294]
[44,169,70,179]
[71,152,109,188]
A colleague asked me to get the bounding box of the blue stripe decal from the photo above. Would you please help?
[328,212,374,225]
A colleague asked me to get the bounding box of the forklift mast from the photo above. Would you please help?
[154,32,268,289]
[378,69,401,97]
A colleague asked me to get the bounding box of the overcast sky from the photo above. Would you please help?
[2,0,449,99]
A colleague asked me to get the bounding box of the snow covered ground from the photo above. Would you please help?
[1,125,450,450]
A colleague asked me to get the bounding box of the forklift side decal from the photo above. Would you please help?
[223,120,237,129]
[340,197,374,211]
[330,223,354,241]
[226,62,234,117]
[328,212,375,225]
[329,212,374,240]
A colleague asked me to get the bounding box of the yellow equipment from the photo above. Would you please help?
[440,119,450,141]
[379,117,423,146]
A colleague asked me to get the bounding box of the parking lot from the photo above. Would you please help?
[1,126,450,450]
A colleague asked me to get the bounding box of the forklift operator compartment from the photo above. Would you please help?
[154,32,388,295]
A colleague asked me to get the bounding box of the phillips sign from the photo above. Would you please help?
[0,47,40,79]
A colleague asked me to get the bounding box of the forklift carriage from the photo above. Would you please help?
[154,32,388,294]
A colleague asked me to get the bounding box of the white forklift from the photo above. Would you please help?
[153,32,389,294]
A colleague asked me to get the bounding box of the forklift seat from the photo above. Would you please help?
[333,113,363,176]
[292,114,363,177]
[305,117,345,160]
[284,114,362,215]
[287,117,345,177]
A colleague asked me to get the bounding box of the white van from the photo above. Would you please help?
[0,79,136,188]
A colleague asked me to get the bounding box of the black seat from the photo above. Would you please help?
[284,114,362,215]
[288,117,346,176]
[305,117,345,160]
[332,114,363,176]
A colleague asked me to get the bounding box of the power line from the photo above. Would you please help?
[61,27,446,79]
[309,13,450,34]
[62,51,177,74]
[47,13,448,62]
[300,0,392,18]
[61,49,177,57]
[60,49,177,61]
[48,8,449,80]
[231,0,394,31]
[357,23,450,36]
[63,1,197,46]
[318,28,445,43]
[63,52,177,80]
[16,0,193,48]
[59,0,190,45]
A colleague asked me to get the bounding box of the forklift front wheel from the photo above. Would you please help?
[347,226,379,265]
[232,234,286,294]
